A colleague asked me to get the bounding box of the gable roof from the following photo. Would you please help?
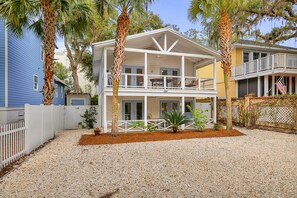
[54,75,67,86]
[233,39,297,53]
[92,27,221,60]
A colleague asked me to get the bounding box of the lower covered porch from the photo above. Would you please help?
[99,95,216,132]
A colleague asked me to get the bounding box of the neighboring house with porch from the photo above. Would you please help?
[198,40,297,98]
[0,20,66,125]
[92,28,220,132]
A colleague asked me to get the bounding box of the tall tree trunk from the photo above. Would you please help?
[64,36,88,93]
[72,64,80,93]
[219,11,233,130]
[111,6,130,136]
[41,0,56,105]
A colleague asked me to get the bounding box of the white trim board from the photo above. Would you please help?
[5,20,8,107]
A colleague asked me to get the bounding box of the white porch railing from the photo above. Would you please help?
[106,119,199,132]
[147,75,182,89]
[106,73,214,90]
[232,53,297,77]
[185,77,214,90]
[0,121,26,169]
[107,73,145,88]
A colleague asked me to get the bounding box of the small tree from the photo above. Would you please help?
[162,111,190,133]
[187,105,208,131]
[79,106,98,129]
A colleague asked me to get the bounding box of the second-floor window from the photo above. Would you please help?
[61,87,64,98]
[54,84,58,98]
[41,45,44,61]
[243,52,249,63]
[33,75,38,91]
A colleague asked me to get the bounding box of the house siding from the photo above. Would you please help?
[7,28,44,107]
[53,82,65,105]
[0,20,6,107]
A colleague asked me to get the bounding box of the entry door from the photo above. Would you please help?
[123,101,144,120]
[123,66,144,87]
[160,101,179,117]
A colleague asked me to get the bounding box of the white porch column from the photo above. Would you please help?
[289,76,292,94]
[272,75,275,96]
[213,59,217,91]
[103,94,107,132]
[257,76,261,97]
[144,95,148,130]
[264,75,269,96]
[103,48,107,87]
[213,97,217,123]
[181,56,185,89]
[181,96,185,130]
[144,52,148,89]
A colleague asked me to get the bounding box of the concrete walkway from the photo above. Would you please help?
[0,128,297,198]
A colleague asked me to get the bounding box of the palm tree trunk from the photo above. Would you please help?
[111,6,130,136]
[219,11,233,130]
[41,0,56,105]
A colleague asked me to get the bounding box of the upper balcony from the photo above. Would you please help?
[92,28,221,96]
[105,72,215,91]
[232,53,297,80]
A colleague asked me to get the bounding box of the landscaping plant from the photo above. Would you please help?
[213,123,222,131]
[80,106,98,129]
[187,105,208,131]
[162,111,190,133]
[130,121,157,132]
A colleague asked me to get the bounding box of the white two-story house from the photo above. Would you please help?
[92,28,220,132]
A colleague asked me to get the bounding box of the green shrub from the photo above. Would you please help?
[213,123,222,131]
[187,105,208,131]
[80,106,98,129]
[130,121,157,132]
[162,110,190,133]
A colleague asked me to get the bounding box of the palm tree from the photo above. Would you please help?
[188,0,246,130]
[98,0,155,136]
[0,0,90,104]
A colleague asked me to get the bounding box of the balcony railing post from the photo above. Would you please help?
[272,55,275,71]
[125,74,128,88]
[198,78,201,90]
[257,59,259,73]
[284,54,287,70]
[164,76,166,89]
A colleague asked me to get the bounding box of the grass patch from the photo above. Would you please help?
[79,129,244,145]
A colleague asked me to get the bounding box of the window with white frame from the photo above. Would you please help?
[41,45,44,61]
[54,83,58,98]
[33,75,38,91]
[61,86,64,98]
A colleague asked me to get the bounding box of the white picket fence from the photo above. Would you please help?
[0,104,97,169]
[0,121,26,168]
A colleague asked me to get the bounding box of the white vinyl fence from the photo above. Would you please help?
[0,104,97,169]
[0,121,26,168]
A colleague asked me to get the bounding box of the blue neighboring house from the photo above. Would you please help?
[0,19,66,124]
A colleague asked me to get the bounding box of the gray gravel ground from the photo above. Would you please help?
[0,128,297,198]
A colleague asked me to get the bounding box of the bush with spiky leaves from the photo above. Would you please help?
[162,111,190,133]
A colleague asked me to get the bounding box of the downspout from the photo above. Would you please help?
[4,20,8,108]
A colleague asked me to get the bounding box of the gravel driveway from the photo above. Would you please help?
[0,128,297,198]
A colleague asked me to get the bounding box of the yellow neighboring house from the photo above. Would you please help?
[198,40,297,98]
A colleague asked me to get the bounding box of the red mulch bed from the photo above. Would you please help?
[79,129,244,145]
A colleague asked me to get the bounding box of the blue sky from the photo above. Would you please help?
[149,0,296,48]
[56,1,296,50]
